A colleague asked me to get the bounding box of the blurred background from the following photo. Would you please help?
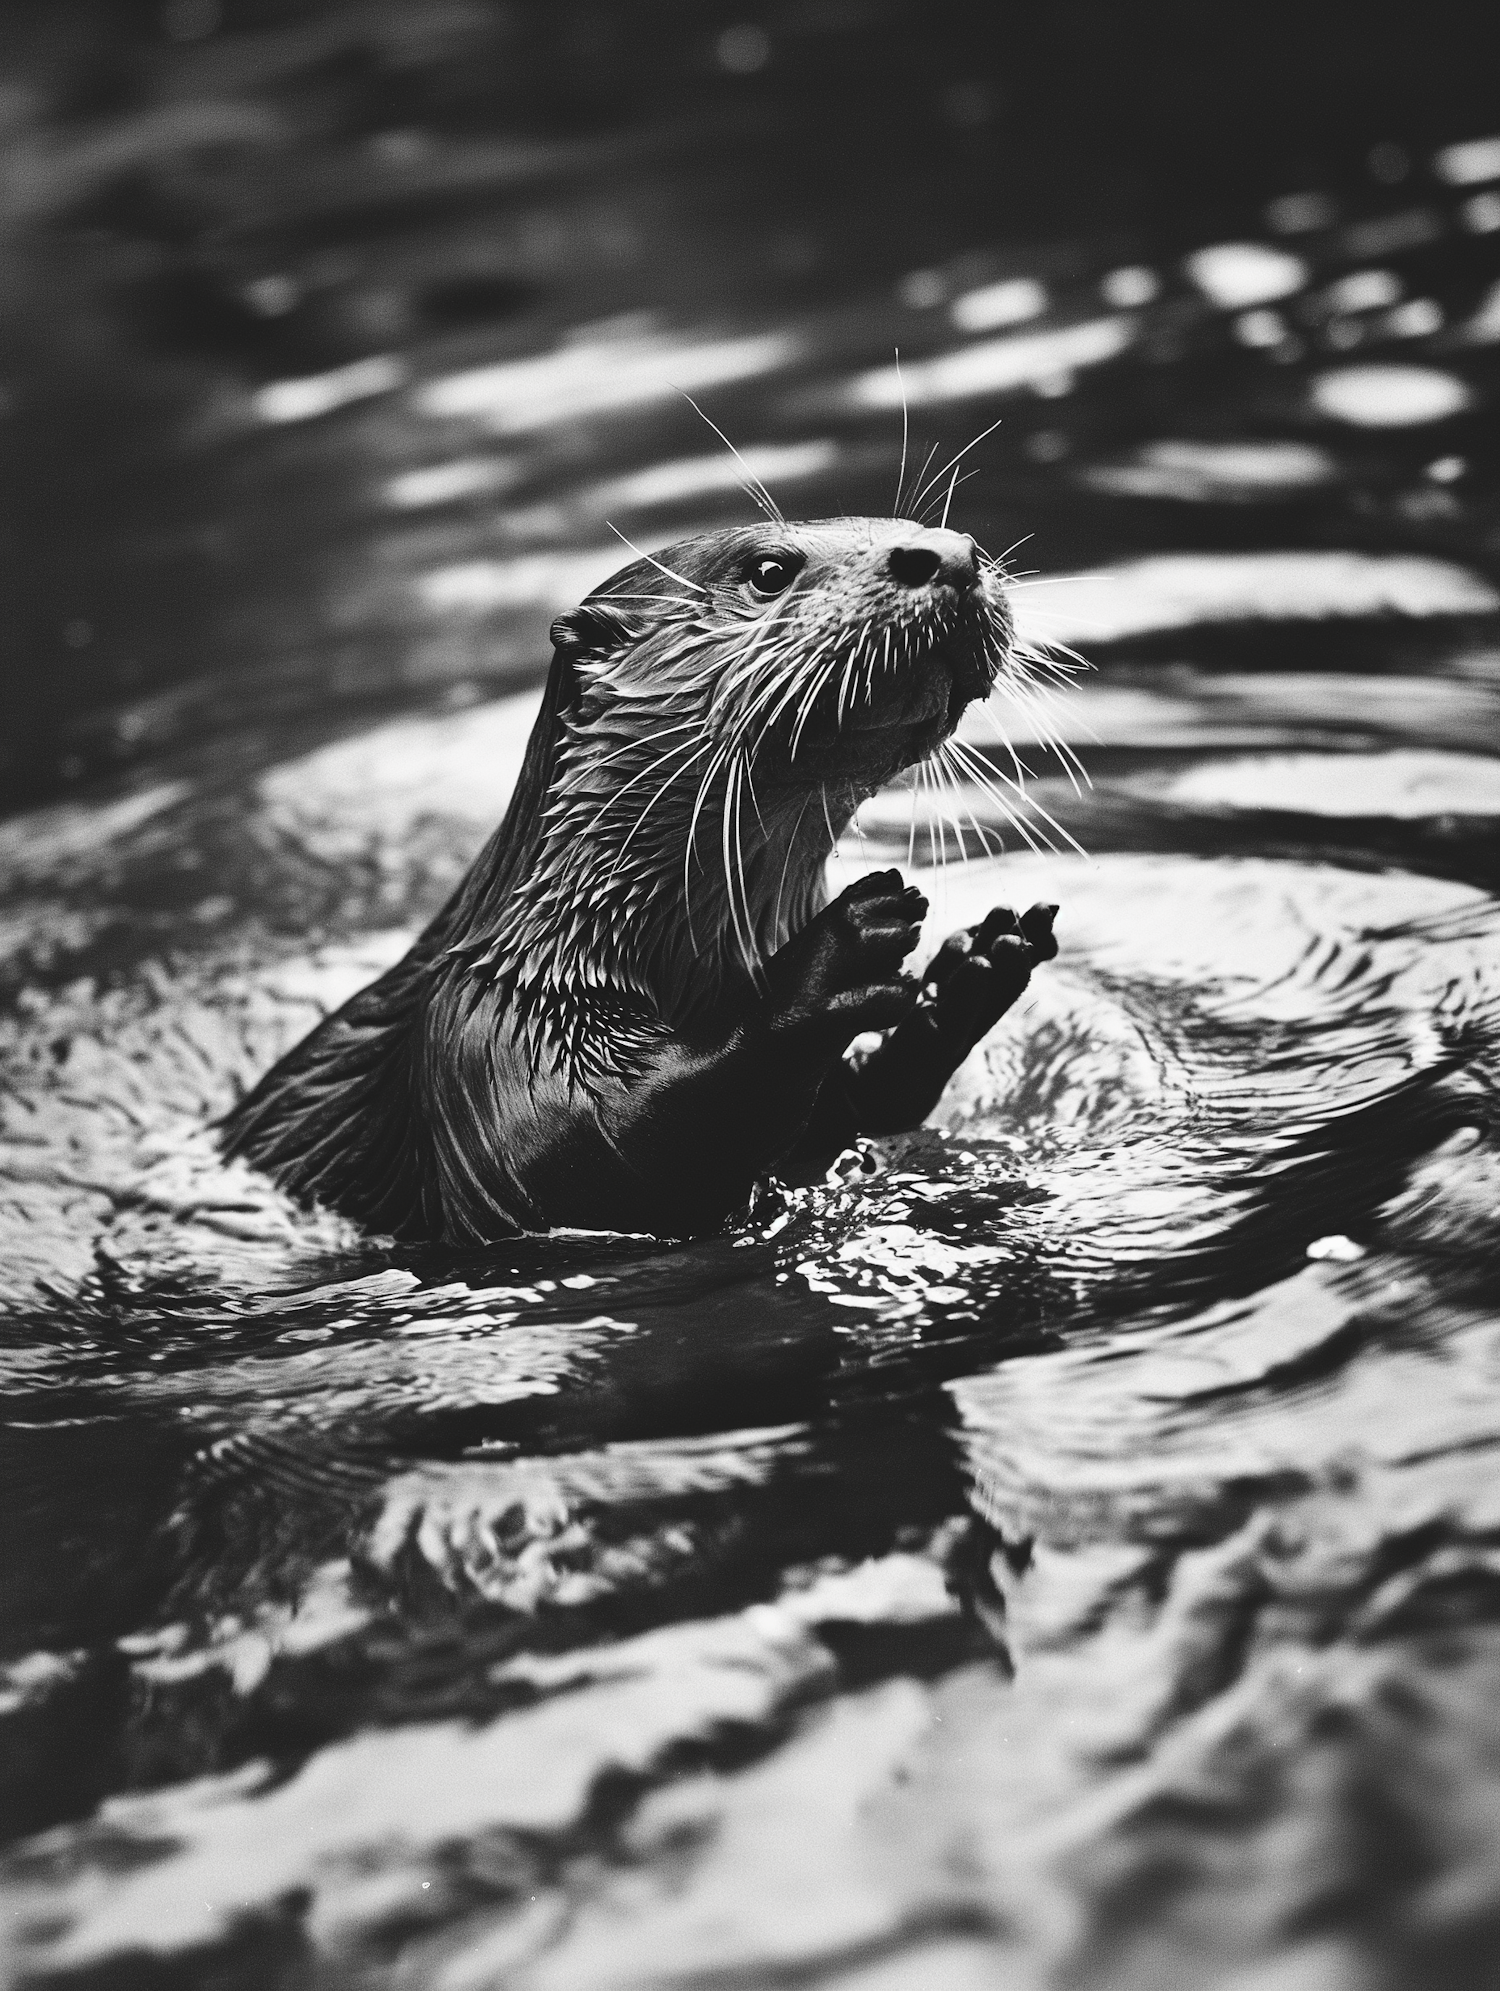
[2,0,1498,814]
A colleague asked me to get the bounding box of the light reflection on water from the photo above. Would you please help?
[2,39,1500,1991]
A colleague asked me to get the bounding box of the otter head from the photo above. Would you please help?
[476,518,1021,1068]
[552,518,1011,793]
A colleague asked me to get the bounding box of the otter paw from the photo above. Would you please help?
[920,901,1058,1049]
[766,868,927,1039]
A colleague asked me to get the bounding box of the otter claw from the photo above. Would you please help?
[764,869,927,1043]
[972,905,1021,951]
[1019,902,1059,962]
[920,901,1060,1046]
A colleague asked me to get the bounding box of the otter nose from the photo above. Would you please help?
[886,528,979,593]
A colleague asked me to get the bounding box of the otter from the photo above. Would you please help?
[223,518,1058,1241]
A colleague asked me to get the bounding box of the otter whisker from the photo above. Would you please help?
[982,534,1034,573]
[923,751,956,875]
[723,628,832,760]
[741,749,770,839]
[727,629,833,747]
[720,755,741,971]
[604,740,716,883]
[684,737,733,861]
[933,757,955,884]
[835,647,857,727]
[937,738,1048,856]
[940,751,968,885]
[1006,629,1090,682]
[940,459,962,530]
[848,788,868,868]
[984,691,1086,796]
[942,734,1087,858]
[675,389,785,526]
[604,522,708,596]
[583,730,706,835]
[893,347,910,515]
[584,716,703,782]
[721,753,762,982]
[1006,645,1088,704]
[596,591,706,609]
[968,696,1037,789]
[681,733,750,950]
[790,647,849,758]
[942,731,1041,815]
[993,673,1093,792]
[988,649,1094,788]
[734,757,770,980]
[868,624,886,705]
[708,648,792,757]
[691,611,809,730]
[819,782,841,867]
[908,414,1005,520]
[915,758,938,873]
[773,787,817,944]
[932,744,1005,861]
[730,758,757,975]
[908,440,940,518]
[709,584,819,712]
[921,464,980,527]
[980,605,1089,734]
[912,759,930,871]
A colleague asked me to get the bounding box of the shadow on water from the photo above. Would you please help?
[3,4,1500,1987]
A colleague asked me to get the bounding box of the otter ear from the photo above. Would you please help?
[549,603,637,656]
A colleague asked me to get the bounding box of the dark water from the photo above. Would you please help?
[4,8,1500,1988]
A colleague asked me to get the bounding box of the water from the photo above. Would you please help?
[3,10,1500,1986]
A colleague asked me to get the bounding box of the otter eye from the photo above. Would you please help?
[745,553,801,597]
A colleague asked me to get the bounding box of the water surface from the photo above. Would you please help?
[3,13,1500,1987]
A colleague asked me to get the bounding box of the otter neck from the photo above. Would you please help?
[483,709,861,1073]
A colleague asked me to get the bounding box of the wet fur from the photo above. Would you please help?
[223,518,1046,1241]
